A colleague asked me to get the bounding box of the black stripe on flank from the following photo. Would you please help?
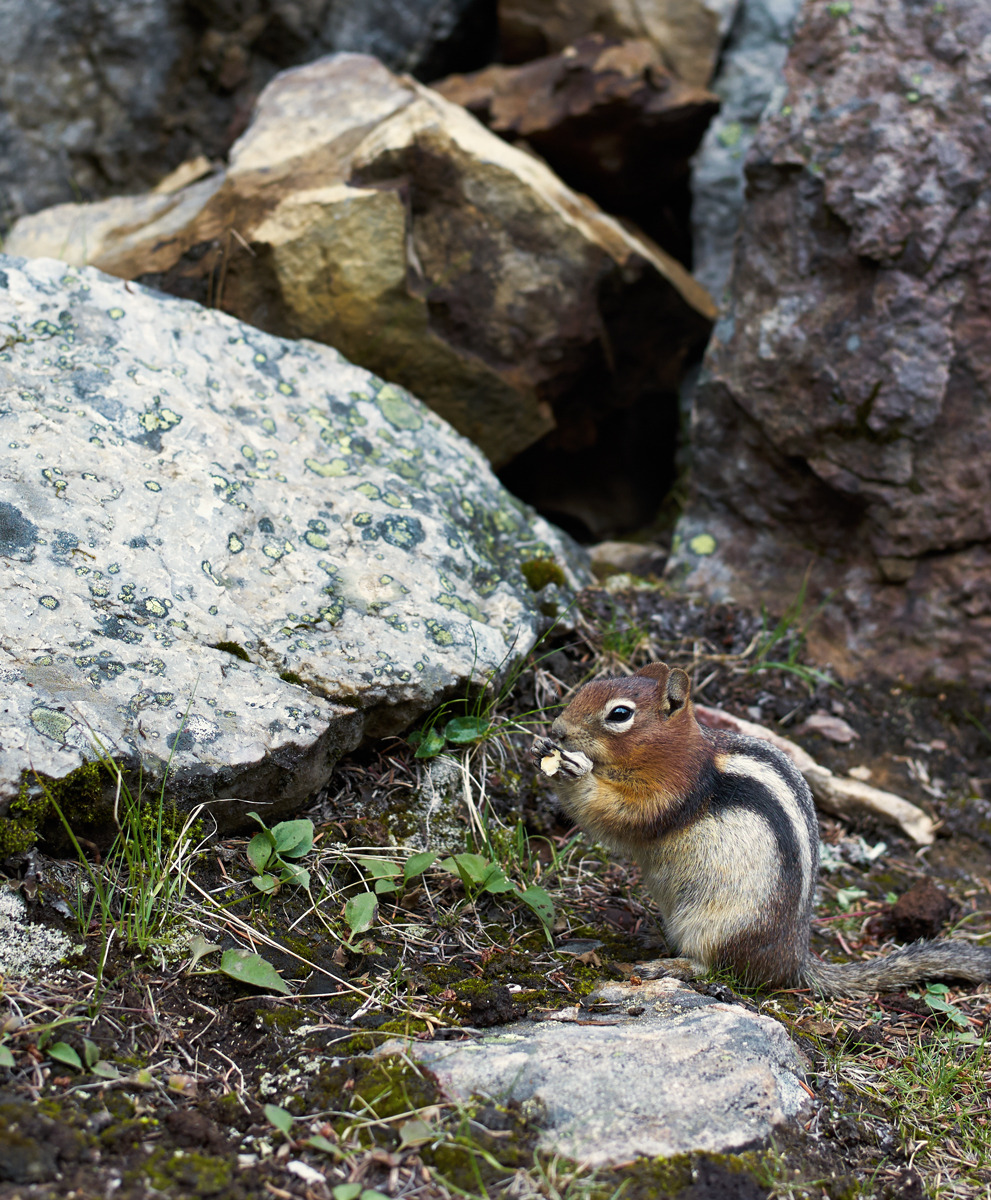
[709,757,808,900]
[715,731,819,852]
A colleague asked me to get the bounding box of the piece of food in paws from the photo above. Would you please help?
[540,748,563,776]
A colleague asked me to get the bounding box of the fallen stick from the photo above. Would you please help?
[694,704,936,846]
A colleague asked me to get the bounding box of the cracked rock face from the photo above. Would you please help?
[671,0,991,685]
[0,255,587,828]
[406,978,809,1163]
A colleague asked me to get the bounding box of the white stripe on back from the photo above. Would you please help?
[717,753,813,898]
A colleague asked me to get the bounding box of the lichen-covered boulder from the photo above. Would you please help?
[0,256,588,842]
[671,0,991,685]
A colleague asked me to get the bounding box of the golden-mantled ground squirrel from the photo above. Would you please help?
[533,662,991,997]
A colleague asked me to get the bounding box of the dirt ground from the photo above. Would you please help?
[2,585,991,1200]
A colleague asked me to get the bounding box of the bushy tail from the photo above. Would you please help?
[803,941,991,998]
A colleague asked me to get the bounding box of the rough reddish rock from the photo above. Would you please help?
[434,34,719,256]
[669,0,991,686]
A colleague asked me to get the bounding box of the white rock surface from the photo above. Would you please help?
[0,255,586,829]
[409,977,809,1163]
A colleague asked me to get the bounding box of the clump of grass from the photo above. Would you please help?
[44,738,205,965]
[746,572,836,691]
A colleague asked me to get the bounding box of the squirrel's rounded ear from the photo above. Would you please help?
[634,662,670,683]
[666,668,691,713]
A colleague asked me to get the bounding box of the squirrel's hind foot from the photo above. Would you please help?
[633,957,704,982]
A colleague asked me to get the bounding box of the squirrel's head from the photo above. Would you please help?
[549,662,697,770]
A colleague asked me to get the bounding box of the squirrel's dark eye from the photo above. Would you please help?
[605,704,635,725]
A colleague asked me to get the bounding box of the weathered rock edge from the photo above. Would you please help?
[0,255,588,832]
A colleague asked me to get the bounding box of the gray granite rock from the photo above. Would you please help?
[0,255,587,832]
[0,0,192,231]
[407,978,809,1163]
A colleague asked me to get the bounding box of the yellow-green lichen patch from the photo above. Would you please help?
[304,456,350,477]
[689,532,717,556]
[375,384,424,432]
[29,706,76,743]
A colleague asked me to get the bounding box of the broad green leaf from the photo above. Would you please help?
[264,1103,294,1135]
[187,934,222,969]
[518,885,555,928]
[48,1042,83,1070]
[480,862,510,890]
[91,1060,122,1079]
[361,1191,392,1200]
[252,873,280,894]
[279,863,310,889]
[398,1118,434,1148]
[220,949,291,995]
[924,995,971,1029]
[83,1038,100,1068]
[374,879,399,895]
[404,851,438,881]
[0,1045,15,1067]
[272,819,314,858]
[345,892,378,936]
[440,853,490,887]
[357,857,402,880]
[482,876,516,895]
[247,832,274,874]
[333,1185,363,1200]
[307,1134,342,1156]
[444,715,492,744]
[410,727,446,758]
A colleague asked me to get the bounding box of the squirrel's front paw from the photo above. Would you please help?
[531,737,593,780]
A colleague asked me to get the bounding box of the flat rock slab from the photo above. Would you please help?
[0,255,585,827]
[408,978,808,1164]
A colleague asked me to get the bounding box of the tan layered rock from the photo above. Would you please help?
[6,52,713,475]
[497,0,737,87]
[434,34,719,254]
